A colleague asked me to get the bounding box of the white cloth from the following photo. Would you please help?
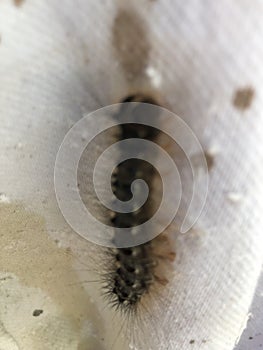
[0,1,263,349]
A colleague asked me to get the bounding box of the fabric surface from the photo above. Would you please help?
[0,1,263,349]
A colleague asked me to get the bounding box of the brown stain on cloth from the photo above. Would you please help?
[232,86,255,111]
[14,0,25,7]
[0,203,100,333]
[112,8,150,80]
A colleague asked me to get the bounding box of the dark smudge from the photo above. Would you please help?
[112,8,150,80]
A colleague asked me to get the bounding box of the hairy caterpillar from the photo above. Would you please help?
[54,89,203,349]
[82,94,177,349]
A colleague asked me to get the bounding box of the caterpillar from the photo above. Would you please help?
[95,94,177,349]
[54,91,181,349]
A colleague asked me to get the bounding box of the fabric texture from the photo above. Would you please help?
[0,1,263,349]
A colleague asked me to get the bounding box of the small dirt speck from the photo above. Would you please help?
[204,152,214,171]
[190,340,195,344]
[190,151,214,173]
[233,87,255,111]
[33,309,43,317]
